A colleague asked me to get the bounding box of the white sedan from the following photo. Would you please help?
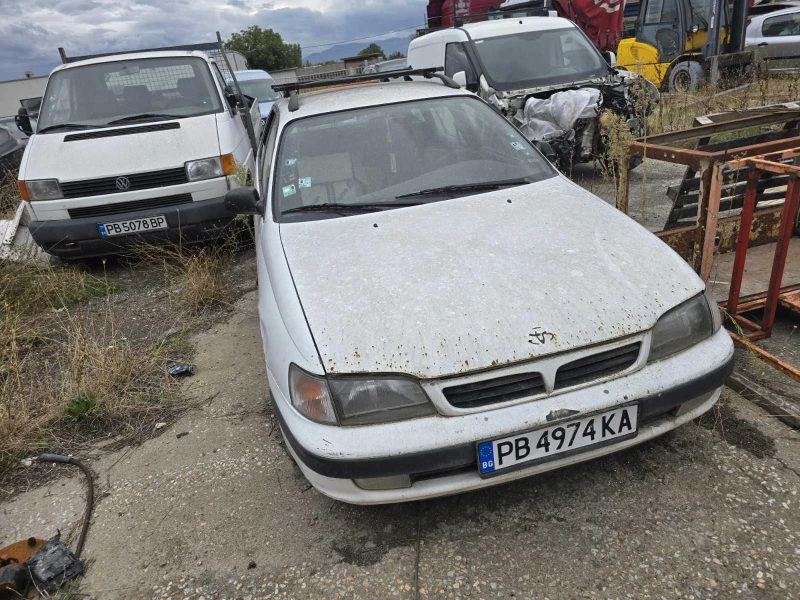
[224,76,734,505]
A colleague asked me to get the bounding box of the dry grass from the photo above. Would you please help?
[0,261,185,478]
[132,234,240,316]
[0,174,20,220]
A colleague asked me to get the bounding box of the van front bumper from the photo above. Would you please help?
[27,196,235,259]
[272,329,735,505]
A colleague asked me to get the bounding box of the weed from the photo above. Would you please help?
[64,393,97,420]
[0,174,20,220]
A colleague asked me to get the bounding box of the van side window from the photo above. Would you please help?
[445,43,477,83]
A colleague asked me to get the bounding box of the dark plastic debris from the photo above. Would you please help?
[25,534,83,590]
[0,564,29,599]
[176,432,189,439]
[167,363,194,377]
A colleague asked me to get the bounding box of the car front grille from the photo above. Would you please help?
[68,194,193,219]
[554,343,641,390]
[443,372,546,409]
[60,167,188,199]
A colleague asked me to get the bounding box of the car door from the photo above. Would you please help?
[756,11,800,71]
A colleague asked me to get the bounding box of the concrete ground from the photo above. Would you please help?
[3,288,800,600]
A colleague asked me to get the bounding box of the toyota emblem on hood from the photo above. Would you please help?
[115,176,131,191]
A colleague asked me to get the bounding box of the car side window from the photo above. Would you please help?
[763,13,800,37]
[445,43,477,83]
[260,110,280,203]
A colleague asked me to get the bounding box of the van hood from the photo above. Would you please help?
[280,176,703,379]
[21,114,221,180]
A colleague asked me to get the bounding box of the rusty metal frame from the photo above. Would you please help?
[618,107,800,384]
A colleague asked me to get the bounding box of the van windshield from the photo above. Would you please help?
[471,28,609,91]
[274,96,555,221]
[238,79,280,103]
[37,56,223,132]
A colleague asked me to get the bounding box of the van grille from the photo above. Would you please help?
[60,167,188,199]
[64,122,180,142]
[443,372,545,409]
[554,343,641,390]
[68,194,193,219]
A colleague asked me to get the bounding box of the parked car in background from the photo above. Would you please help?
[16,46,262,259]
[407,17,659,170]
[746,6,800,72]
[363,58,408,74]
[233,70,280,118]
[0,125,26,180]
[224,71,734,505]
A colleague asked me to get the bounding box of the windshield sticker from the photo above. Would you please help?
[282,184,297,197]
[298,177,312,189]
[510,141,526,151]
[285,158,297,167]
[505,132,517,139]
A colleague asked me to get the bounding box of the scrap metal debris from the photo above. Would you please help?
[0,202,48,266]
[26,535,83,591]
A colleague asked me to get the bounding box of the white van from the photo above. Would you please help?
[16,48,261,259]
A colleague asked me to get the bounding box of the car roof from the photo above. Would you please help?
[235,69,273,81]
[53,51,211,73]
[276,80,472,122]
[750,4,800,20]
[460,16,575,39]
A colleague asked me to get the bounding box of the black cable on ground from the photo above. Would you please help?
[37,454,94,558]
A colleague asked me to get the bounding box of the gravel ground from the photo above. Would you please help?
[3,287,800,600]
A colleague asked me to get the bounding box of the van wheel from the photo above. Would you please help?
[668,61,703,93]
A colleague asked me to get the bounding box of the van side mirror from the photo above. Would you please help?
[452,71,467,88]
[601,51,617,67]
[15,107,33,136]
[225,187,263,216]
[224,85,238,110]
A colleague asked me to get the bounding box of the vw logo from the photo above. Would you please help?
[115,176,131,191]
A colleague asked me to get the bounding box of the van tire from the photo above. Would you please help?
[668,61,703,93]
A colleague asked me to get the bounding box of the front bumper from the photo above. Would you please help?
[273,329,734,504]
[27,196,235,259]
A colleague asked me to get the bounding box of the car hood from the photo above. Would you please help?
[20,114,221,181]
[280,176,703,379]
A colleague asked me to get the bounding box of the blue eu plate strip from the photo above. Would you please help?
[478,442,496,475]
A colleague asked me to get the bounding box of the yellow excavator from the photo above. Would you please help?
[617,0,752,91]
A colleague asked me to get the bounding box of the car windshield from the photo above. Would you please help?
[471,28,609,91]
[36,56,223,131]
[274,95,555,221]
[238,79,280,103]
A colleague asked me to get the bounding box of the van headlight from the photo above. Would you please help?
[288,365,436,426]
[649,293,720,362]
[185,154,235,181]
[22,179,63,201]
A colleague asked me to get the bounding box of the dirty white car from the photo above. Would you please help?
[224,72,734,505]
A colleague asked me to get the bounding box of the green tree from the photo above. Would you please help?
[225,26,301,72]
[358,43,386,59]
[388,51,406,60]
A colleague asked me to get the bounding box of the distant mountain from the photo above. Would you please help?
[303,35,413,65]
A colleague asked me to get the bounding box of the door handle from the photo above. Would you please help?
[758,42,769,46]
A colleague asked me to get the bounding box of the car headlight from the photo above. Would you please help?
[185,154,236,181]
[288,365,436,426]
[649,293,720,362]
[329,377,435,425]
[21,179,63,201]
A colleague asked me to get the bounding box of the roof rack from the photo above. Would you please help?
[272,67,458,104]
[57,42,221,64]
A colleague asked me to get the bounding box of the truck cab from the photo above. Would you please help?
[17,48,261,259]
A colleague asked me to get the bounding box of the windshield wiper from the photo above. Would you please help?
[395,177,532,200]
[106,113,181,125]
[37,123,104,133]
[281,201,420,216]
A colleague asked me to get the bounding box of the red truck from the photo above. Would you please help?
[425,0,625,51]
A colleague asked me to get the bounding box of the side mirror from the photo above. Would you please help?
[224,187,263,216]
[224,85,238,110]
[452,71,467,88]
[602,51,617,67]
[15,108,33,136]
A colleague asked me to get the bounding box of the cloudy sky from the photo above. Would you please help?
[0,0,428,81]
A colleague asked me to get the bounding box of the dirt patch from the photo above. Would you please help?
[698,395,777,459]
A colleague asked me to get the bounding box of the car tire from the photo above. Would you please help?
[668,61,704,93]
